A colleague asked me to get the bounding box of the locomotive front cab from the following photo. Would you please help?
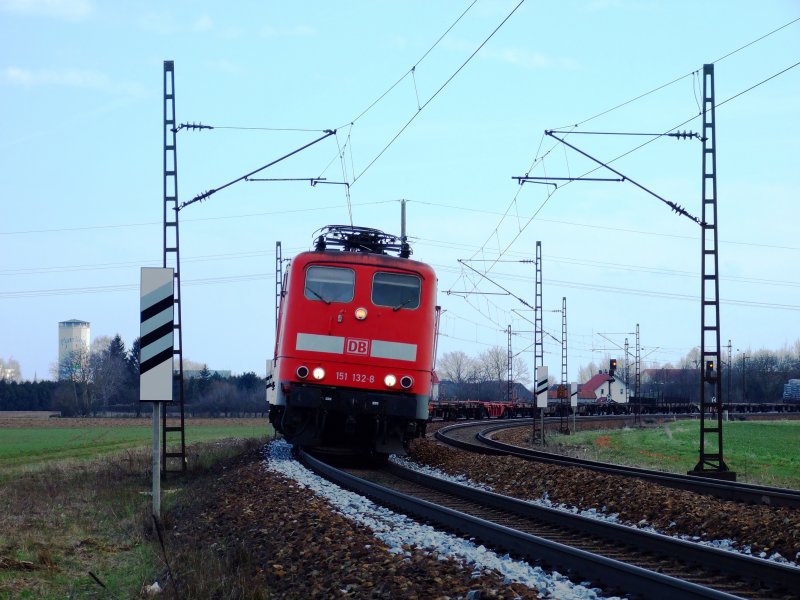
[268,233,437,456]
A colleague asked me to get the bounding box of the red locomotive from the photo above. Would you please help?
[267,225,439,457]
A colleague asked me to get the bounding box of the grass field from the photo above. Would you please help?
[547,419,800,488]
[0,417,272,599]
[0,417,271,478]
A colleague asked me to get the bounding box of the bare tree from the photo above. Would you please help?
[90,335,128,413]
[91,335,112,355]
[578,361,598,383]
[437,351,476,399]
[512,359,531,387]
[477,346,507,401]
[54,347,92,415]
[479,346,507,383]
[680,347,701,370]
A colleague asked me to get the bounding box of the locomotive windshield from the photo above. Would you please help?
[304,266,355,303]
[372,272,421,310]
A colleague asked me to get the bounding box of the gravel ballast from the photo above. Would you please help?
[164,430,799,598]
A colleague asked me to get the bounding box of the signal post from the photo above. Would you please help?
[139,267,175,519]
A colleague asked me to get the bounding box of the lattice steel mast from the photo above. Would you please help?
[162,60,186,473]
[535,241,543,376]
[560,297,569,433]
[275,241,283,332]
[507,325,513,401]
[532,241,544,442]
[691,64,734,479]
[635,324,641,400]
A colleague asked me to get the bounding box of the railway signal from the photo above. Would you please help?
[609,358,617,377]
[705,360,716,382]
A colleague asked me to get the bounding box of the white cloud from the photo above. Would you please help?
[207,59,247,76]
[446,39,578,71]
[0,0,92,21]
[138,12,240,38]
[388,35,409,50]
[1,66,145,96]
[192,14,213,33]
[583,0,655,12]
[260,24,316,38]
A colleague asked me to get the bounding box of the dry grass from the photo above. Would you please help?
[0,447,154,597]
[0,436,268,599]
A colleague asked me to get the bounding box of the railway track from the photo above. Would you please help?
[299,449,799,599]
[435,420,800,508]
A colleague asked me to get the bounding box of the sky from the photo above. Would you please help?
[1,0,798,384]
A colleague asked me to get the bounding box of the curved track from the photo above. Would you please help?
[300,449,799,599]
[435,420,800,508]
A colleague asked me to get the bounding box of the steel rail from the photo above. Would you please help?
[387,461,800,595]
[435,421,800,508]
[300,449,799,599]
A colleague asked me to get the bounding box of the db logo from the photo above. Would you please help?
[345,338,369,355]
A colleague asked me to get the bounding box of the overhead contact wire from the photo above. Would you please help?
[352,0,525,185]
[341,0,479,129]
[335,131,354,226]
[487,57,800,269]
[552,15,800,130]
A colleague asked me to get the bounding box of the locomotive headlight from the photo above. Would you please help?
[296,366,309,379]
[354,307,368,320]
[312,367,326,380]
[400,375,413,389]
[384,374,397,387]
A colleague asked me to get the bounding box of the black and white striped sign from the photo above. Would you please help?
[535,366,548,408]
[140,268,174,402]
[570,381,578,408]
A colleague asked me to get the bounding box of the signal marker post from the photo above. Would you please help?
[534,366,548,446]
[570,381,578,434]
[139,268,175,519]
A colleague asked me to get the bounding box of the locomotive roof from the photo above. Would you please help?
[291,249,434,273]
[312,225,411,257]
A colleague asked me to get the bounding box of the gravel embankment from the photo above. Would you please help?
[407,436,800,563]
[164,430,798,599]
[166,443,542,599]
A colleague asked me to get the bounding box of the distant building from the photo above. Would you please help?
[0,360,21,382]
[785,379,800,401]
[575,371,630,404]
[58,319,90,380]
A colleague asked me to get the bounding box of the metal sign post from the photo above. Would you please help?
[140,267,175,519]
[570,381,578,434]
[535,366,548,446]
[151,403,161,518]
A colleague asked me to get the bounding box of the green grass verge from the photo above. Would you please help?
[549,419,800,488]
[0,424,269,600]
[0,420,272,478]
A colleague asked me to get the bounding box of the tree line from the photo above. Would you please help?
[0,334,268,416]
[436,347,533,402]
[4,338,798,413]
[578,342,800,404]
[437,342,800,404]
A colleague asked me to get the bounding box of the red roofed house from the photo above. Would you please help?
[545,371,630,405]
[577,371,630,404]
